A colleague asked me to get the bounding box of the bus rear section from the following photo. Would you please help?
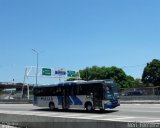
[33,80,120,111]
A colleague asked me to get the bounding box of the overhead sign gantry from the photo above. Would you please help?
[22,66,80,99]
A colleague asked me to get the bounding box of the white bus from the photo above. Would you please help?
[33,80,120,111]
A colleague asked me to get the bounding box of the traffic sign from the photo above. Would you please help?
[42,68,51,76]
[55,70,66,75]
[67,70,76,77]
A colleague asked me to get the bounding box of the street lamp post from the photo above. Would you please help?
[32,49,39,86]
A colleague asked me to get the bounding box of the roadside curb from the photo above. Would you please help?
[120,101,160,104]
[0,100,160,104]
[0,100,32,104]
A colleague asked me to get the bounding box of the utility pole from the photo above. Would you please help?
[32,49,39,86]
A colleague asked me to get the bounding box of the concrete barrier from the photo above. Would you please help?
[0,113,128,128]
[0,113,158,128]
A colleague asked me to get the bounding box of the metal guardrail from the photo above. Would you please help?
[0,99,32,104]
[120,95,160,101]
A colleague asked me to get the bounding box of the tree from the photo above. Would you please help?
[142,59,160,86]
[66,78,79,81]
[133,78,143,87]
[79,66,135,88]
[123,75,135,88]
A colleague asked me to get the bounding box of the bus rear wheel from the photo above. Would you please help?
[49,102,55,111]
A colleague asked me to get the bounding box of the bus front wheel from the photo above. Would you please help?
[85,103,93,111]
[49,102,55,111]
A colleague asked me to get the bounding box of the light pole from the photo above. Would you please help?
[32,49,39,86]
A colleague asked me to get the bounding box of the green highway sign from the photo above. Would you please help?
[42,68,51,76]
[67,70,76,77]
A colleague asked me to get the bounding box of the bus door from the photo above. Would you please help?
[62,88,70,109]
[93,86,102,108]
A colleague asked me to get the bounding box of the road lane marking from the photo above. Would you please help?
[0,110,160,123]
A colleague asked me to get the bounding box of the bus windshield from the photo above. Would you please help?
[103,83,119,100]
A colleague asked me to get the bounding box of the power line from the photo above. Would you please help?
[121,64,146,69]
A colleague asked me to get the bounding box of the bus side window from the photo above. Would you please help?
[75,85,79,95]
[78,84,86,95]
[70,85,74,96]
[56,87,61,96]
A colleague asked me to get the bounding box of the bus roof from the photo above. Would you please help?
[34,80,115,88]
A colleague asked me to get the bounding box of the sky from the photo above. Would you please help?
[0,0,160,84]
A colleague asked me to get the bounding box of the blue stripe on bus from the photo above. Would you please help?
[68,97,73,105]
[57,96,62,105]
[57,96,82,105]
[70,96,83,105]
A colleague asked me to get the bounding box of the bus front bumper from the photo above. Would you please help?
[103,100,120,109]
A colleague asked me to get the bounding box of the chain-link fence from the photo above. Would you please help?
[120,86,160,100]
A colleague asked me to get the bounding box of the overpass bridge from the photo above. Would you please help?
[0,82,34,99]
[0,82,33,91]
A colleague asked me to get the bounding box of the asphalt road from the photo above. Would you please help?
[0,104,159,122]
